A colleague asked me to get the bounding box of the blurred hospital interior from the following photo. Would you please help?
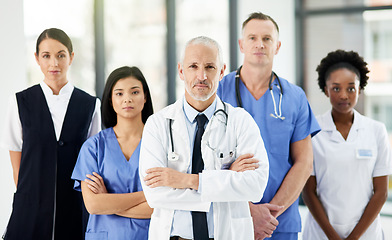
[1,0,392,238]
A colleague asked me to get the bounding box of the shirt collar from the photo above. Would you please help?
[322,109,364,132]
[321,110,337,131]
[40,81,74,97]
[183,96,217,124]
[351,109,364,130]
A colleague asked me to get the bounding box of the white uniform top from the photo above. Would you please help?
[303,110,392,240]
[2,81,101,151]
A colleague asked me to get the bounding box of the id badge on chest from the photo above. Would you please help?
[356,148,374,159]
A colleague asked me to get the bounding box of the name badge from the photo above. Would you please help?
[356,148,374,159]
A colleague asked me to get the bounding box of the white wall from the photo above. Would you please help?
[238,0,296,82]
[0,0,27,233]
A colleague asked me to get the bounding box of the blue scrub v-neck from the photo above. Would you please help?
[111,127,140,163]
[71,127,150,240]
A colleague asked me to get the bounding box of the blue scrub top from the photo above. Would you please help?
[72,128,150,240]
[218,71,320,233]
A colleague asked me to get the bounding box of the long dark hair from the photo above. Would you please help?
[101,66,153,128]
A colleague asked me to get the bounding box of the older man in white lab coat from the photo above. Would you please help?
[139,36,271,240]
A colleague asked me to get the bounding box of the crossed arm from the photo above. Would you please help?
[144,153,259,190]
[140,110,269,212]
[81,172,153,219]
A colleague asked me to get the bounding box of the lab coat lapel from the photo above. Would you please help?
[164,98,191,164]
[204,96,225,133]
[202,96,226,170]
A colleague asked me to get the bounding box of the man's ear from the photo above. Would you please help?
[275,41,281,55]
[219,64,227,81]
[178,62,185,81]
[238,39,244,53]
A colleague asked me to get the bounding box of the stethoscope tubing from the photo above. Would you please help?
[235,65,285,120]
[168,99,228,160]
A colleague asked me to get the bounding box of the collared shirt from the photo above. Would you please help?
[2,81,101,151]
[170,96,216,239]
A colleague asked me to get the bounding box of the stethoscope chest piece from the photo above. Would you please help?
[168,151,179,161]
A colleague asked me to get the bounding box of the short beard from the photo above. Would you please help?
[185,79,216,102]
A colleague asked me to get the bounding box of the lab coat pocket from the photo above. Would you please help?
[85,231,108,240]
[230,216,254,240]
[229,201,251,218]
[229,201,253,239]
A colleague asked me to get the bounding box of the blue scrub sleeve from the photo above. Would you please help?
[135,170,144,192]
[133,157,144,192]
[71,137,100,191]
[291,90,320,143]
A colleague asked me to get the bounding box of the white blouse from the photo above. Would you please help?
[2,82,101,152]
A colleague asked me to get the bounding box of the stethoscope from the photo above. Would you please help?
[235,65,285,120]
[168,100,229,162]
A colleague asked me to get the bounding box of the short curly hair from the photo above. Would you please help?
[316,50,369,93]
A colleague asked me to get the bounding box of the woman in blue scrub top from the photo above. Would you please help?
[72,66,153,240]
[302,50,392,239]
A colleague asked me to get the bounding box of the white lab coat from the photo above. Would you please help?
[139,96,269,240]
[303,110,392,240]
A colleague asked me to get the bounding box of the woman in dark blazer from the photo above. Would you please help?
[2,28,101,240]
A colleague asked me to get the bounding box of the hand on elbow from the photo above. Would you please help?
[229,153,259,172]
[85,172,108,194]
[144,167,199,189]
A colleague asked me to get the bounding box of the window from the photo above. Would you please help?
[304,0,391,9]
[175,0,230,99]
[104,0,167,110]
[24,0,95,95]
[304,13,366,115]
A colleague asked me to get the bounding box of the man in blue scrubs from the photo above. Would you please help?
[217,12,320,240]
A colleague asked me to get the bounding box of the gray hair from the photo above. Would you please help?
[180,36,224,67]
